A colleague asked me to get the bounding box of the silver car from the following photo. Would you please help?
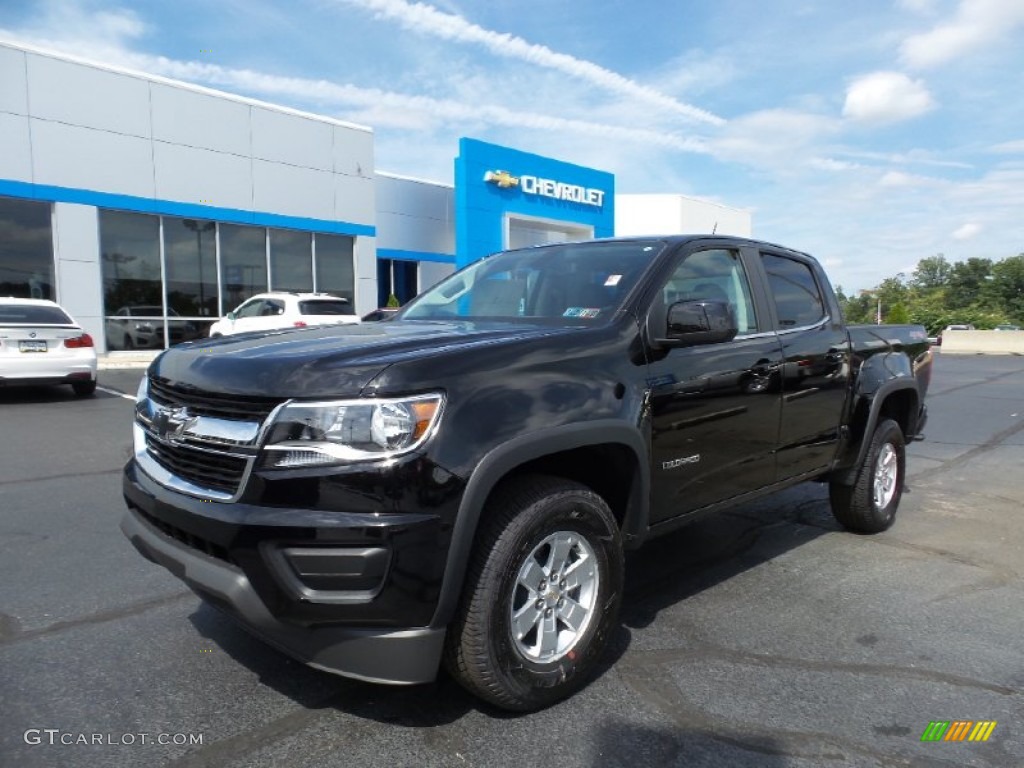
[0,298,98,396]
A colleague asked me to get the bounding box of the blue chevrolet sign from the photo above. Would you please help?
[454,138,615,269]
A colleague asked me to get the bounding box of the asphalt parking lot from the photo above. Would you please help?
[1,352,1022,767]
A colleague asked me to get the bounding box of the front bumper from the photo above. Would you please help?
[121,461,449,684]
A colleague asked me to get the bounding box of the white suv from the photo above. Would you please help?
[209,293,360,337]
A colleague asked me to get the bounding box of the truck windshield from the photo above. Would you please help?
[401,240,665,323]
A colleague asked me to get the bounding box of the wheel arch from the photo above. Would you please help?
[833,378,919,486]
[431,421,648,629]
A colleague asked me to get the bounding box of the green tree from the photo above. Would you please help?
[989,254,1024,320]
[911,254,951,291]
[947,257,992,308]
[886,302,910,324]
[839,290,875,324]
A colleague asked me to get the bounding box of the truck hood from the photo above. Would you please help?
[149,320,576,397]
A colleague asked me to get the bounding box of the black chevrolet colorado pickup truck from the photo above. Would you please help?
[121,236,932,710]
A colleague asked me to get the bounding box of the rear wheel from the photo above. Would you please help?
[72,379,97,397]
[830,418,905,533]
[444,475,623,711]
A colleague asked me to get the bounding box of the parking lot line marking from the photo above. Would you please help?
[97,386,136,401]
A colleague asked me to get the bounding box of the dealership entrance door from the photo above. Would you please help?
[506,215,593,249]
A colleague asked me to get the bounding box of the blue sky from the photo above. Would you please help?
[2,0,1023,291]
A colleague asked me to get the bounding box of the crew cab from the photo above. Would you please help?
[121,236,932,711]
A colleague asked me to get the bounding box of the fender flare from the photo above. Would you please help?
[430,420,649,628]
[835,377,920,486]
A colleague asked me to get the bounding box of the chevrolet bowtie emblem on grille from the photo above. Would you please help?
[484,170,520,188]
[152,405,198,446]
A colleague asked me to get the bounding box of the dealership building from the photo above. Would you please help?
[0,39,750,352]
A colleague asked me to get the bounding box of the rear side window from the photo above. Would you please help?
[0,304,73,325]
[761,254,825,329]
[299,300,355,316]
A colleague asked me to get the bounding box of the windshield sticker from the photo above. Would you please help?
[604,274,622,287]
[564,308,601,318]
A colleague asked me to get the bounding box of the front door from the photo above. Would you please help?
[647,247,784,524]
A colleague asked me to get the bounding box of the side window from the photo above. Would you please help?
[263,299,285,316]
[235,300,263,318]
[661,249,757,335]
[761,254,825,329]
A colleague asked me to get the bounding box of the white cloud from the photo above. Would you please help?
[709,109,840,171]
[833,147,973,170]
[878,170,933,187]
[808,157,859,172]
[842,71,935,124]
[989,139,1024,154]
[952,222,981,239]
[334,0,725,125]
[898,0,939,13]
[900,0,1024,69]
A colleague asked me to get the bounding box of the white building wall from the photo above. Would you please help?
[616,194,752,238]
[354,237,379,313]
[374,173,455,255]
[375,172,456,292]
[52,203,103,341]
[419,261,455,292]
[0,40,379,340]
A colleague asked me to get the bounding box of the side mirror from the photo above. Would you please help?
[226,311,236,321]
[660,300,738,347]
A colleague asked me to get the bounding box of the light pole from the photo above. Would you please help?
[183,220,215,315]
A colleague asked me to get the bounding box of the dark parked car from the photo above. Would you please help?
[122,236,931,711]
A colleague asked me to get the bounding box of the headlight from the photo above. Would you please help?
[136,375,149,403]
[261,393,444,467]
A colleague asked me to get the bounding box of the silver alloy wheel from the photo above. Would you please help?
[509,530,599,663]
[873,442,899,509]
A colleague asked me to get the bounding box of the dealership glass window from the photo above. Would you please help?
[100,211,164,349]
[377,258,418,307]
[0,196,55,300]
[164,217,218,319]
[314,234,355,302]
[269,229,313,292]
[220,224,268,312]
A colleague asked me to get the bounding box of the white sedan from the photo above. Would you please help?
[209,292,361,337]
[0,298,98,396]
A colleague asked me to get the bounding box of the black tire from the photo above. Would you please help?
[123,334,134,350]
[444,475,624,711]
[830,418,905,533]
[72,379,97,397]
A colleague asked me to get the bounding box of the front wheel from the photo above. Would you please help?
[444,475,623,711]
[830,418,906,533]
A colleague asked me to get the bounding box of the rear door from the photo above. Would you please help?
[758,250,850,480]
[647,246,784,523]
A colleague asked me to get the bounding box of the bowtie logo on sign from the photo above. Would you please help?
[484,170,605,208]
[483,170,520,189]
